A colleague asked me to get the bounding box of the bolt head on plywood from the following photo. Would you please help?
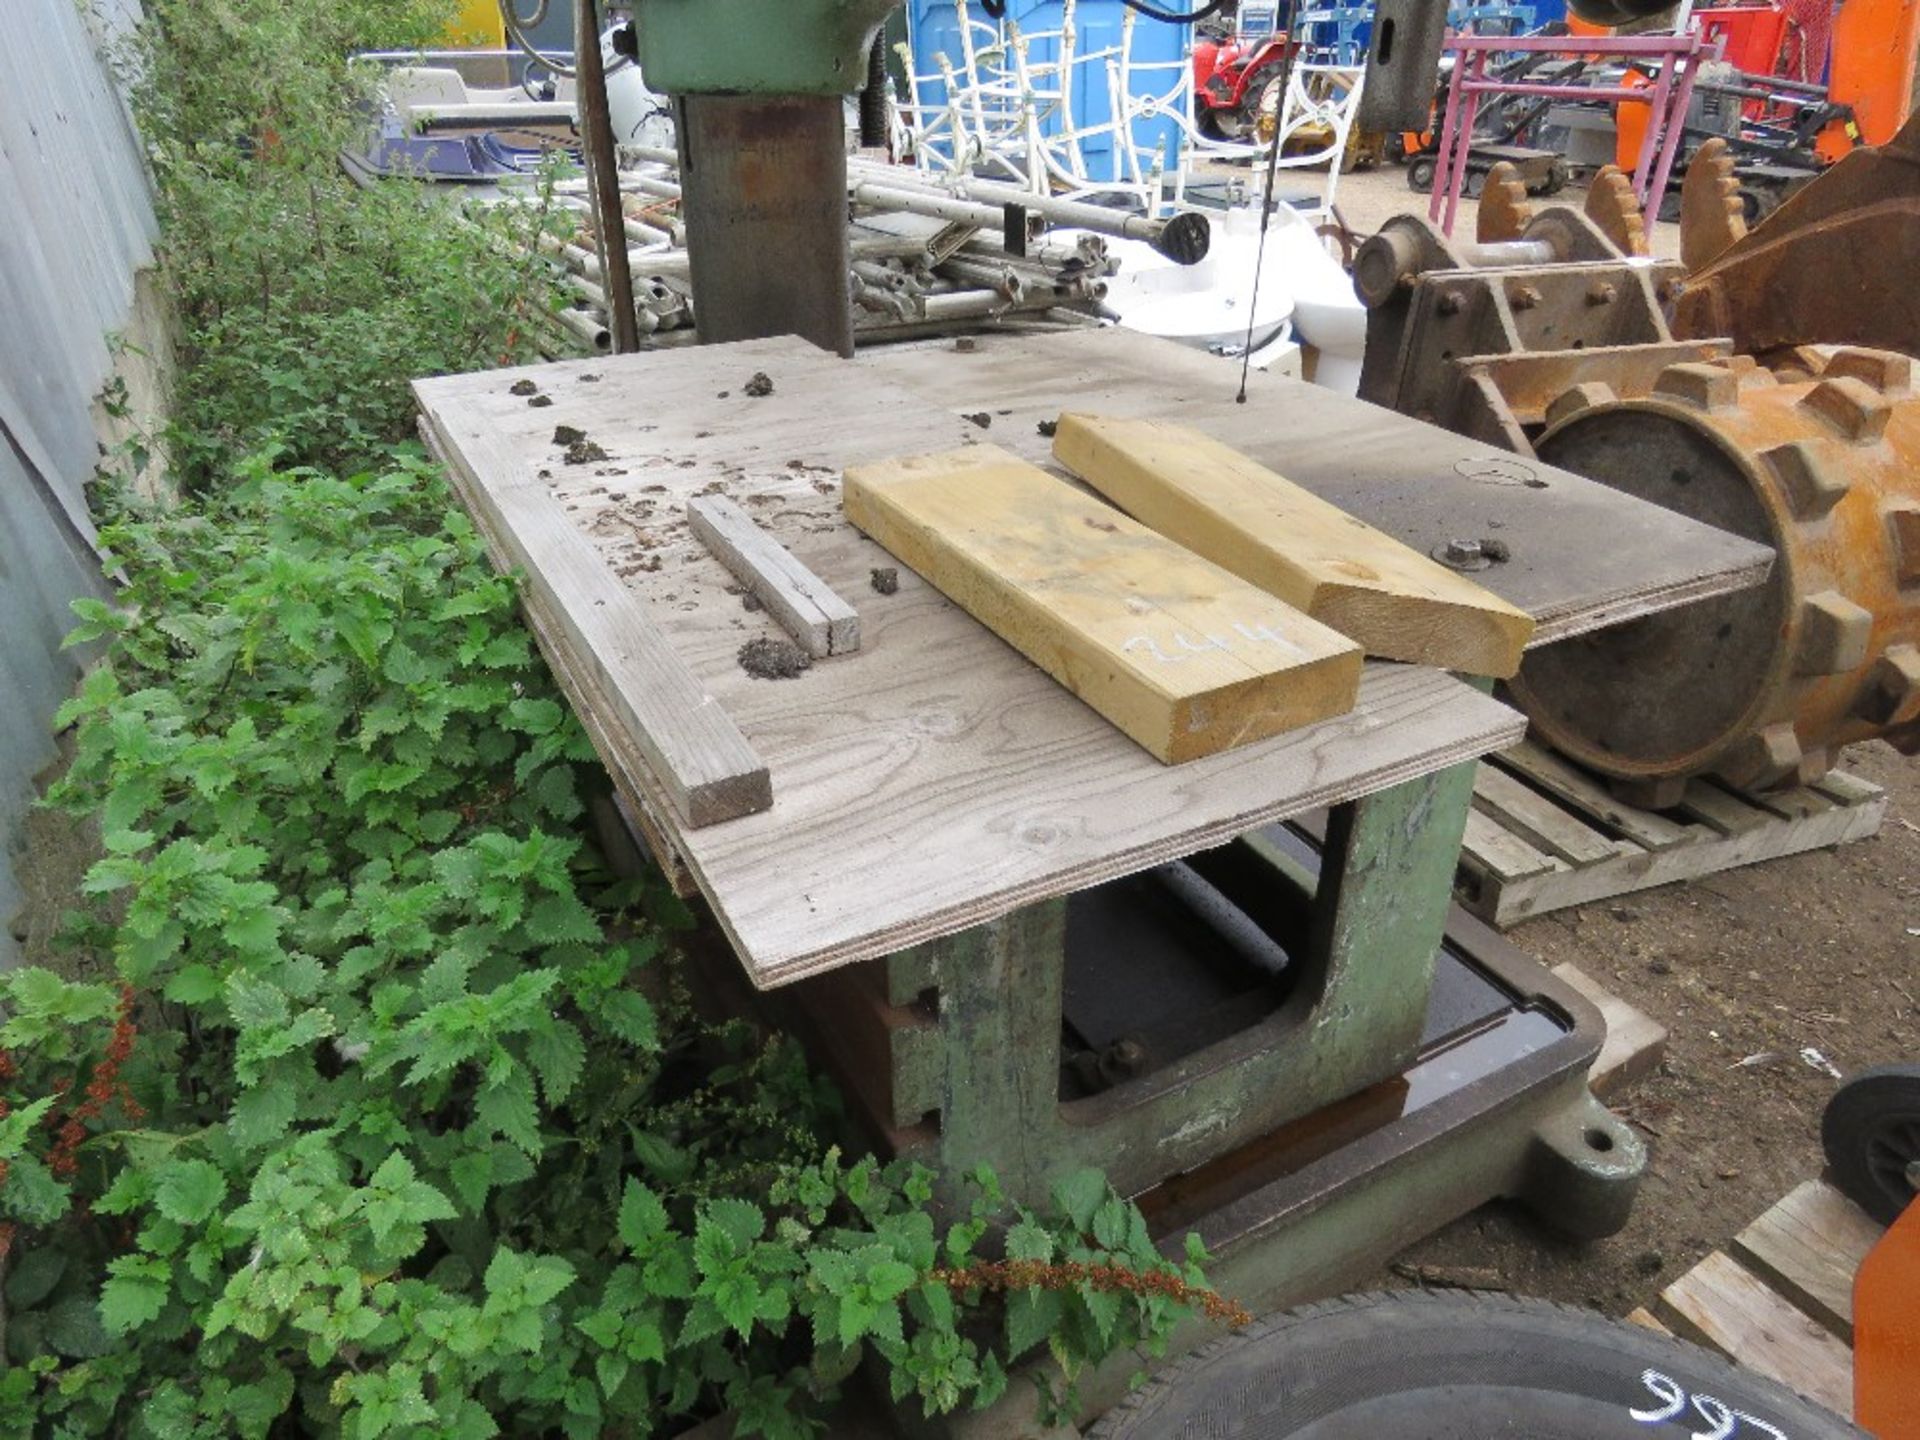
[842,445,1363,764]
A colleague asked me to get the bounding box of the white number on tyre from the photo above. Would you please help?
[1630,1369,1789,1439]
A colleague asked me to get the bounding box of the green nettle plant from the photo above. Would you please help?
[0,461,1234,1435]
[0,0,1242,1431]
[129,0,566,487]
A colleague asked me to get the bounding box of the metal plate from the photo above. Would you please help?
[675,94,854,357]
[1358,0,1452,132]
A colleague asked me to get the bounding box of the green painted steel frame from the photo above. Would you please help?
[880,760,1483,1210]
[634,0,900,96]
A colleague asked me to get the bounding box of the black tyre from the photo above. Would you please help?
[1204,61,1284,144]
[1737,184,1780,225]
[1823,1062,1920,1225]
[1407,154,1437,192]
[1090,1291,1861,1438]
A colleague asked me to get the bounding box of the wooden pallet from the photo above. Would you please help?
[1632,1180,1886,1420]
[1455,741,1887,928]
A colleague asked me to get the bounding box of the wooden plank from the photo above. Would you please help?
[1462,810,1562,882]
[414,338,1528,987]
[1678,781,1770,837]
[1656,1251,1854,1418]
[1498,740,1699,852]
[1732,1180,1884,1344]
[1051,412,1535,676]
[419,405,771,828]
[1550,962,1668,1100]
[857,328,1775,645]
[687,494,860,658]
[1741,786,1835,822]
[1474,764,1630,866]
[1466,786,1885,927]
[1811,770,1885,806]
[1626,1307,1673,1335]
[422,416,699,896]
[842,444,1364,764]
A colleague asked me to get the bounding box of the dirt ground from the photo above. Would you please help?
[1262,153,1687,259]
[1376,734,1920,1316]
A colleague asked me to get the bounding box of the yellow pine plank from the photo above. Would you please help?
[842,444,1362,764]
[1050,412,1536,677]
[1626,1307,1673,1335]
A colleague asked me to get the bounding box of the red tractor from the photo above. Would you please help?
[1192,30,1304,140]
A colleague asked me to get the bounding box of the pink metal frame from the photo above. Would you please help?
[1428,32,1715,236]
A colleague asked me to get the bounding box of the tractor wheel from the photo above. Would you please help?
[1247,62,1288,146]
[1823,1063,1920,1225]
[1196,104,1235,142]
[1090,1292,1861,1438]
[1737,183,1780,224]
[1407,154,1437,192]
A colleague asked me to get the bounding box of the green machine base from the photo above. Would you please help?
[759,796,1646,1433]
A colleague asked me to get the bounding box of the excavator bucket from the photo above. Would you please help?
[1676,109,1920,358]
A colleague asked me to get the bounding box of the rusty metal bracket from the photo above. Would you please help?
[1677,109,1920,360]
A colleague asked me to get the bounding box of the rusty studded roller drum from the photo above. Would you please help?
[1511,348,1920,807]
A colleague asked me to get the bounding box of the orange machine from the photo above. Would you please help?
[1822,0,1920,156]
[1590,0,1917,170]
[1856,1200,1920,1438]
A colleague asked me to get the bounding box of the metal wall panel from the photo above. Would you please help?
[0,0,155,968]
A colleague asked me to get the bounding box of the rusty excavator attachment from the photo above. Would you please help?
[1677,110,1920,360]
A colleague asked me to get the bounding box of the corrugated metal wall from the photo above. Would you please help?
[0,0,156,967]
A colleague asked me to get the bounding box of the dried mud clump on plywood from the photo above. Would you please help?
[870,567,899,595]
[738,637,811,680]
[509,379,539,397]
[743,371,775,398]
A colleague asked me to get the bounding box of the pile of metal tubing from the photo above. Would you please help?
[515,145,1201,352]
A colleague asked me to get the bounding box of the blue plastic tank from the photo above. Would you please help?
[903,1,1192,184]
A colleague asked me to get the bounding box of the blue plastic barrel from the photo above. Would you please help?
[903,0,1191,184]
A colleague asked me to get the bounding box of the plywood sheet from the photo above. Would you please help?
[416,338,1524,987]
